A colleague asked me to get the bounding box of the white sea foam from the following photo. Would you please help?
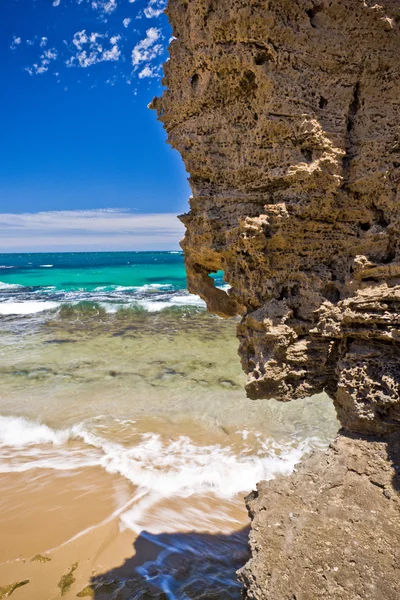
[39,264,53,268]
[95,293,205,313]
[77,427,286,499]
[0,416,71,447]
[0,281,23,290]
[0,277,222,315]
[217,283,232,292]
[0,414,325,544]
[0,415,317,497]
[136,294,206,312]
[0,295,204,316]
[0,448,99,473]
[0,301,59,315]
[114,283,174,292]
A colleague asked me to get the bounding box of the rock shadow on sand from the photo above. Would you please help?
[87,527,250,600]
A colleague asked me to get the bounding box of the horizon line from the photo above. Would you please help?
[0,249,184,255]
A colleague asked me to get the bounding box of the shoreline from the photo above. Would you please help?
[0,274,338,599]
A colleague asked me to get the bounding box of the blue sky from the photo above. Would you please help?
[0,0,191,251]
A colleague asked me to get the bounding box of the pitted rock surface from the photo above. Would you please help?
[239,432,400,599]
[154,0,400,436]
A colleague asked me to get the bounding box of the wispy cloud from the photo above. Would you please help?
[132,27,163,67]
[52,0,118,17]
[138,64,160,79]
[11,0,169,86]
[91,0,118,15]
[25,47,58,75]
[0,210,184,252]
[143,0,166,19]
[10,36,21,50]
[65,31,121,68]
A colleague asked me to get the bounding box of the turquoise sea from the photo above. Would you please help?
[0,251,225,315]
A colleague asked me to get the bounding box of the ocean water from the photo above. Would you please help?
[0,252,339,599]
[0,251,223,315]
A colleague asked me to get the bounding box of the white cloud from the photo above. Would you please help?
[43,48,58,60]
[25,47,58,75]
[13,3,168,86]
[138,65,159,78]
[10,36,21,50]
[0,210,184,252]
[72,30,89,51]
[91,0,117,15]
[67,31,121,67]
[131,27,163,67]
[144,0,166,18]
[102,42,120,61]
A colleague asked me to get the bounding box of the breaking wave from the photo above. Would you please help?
[0,301,59,315]
[0,414,323,507]
[0,281,23,290]
[0,283,209,316]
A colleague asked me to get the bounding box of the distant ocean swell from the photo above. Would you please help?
[0,283,209,316]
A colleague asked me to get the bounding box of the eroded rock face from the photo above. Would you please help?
[154,0,400,436]
[239,431,400,599]
[155,3,400,597]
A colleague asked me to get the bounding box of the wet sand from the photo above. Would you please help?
[0,467,249,599]
[0,470,136,599]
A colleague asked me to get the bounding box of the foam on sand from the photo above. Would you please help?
[0,413,329,599]
[0,416,71,447]
[0,414,323,505]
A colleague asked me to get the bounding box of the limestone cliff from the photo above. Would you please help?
[153,0,400,597]
[154,0,400,436]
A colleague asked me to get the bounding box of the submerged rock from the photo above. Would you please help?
[156,0,400,597]
[0,580,29,599]
[58,562,78,596]
[30,553,51,563]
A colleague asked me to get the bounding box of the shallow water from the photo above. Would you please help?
[0,253,339,599]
